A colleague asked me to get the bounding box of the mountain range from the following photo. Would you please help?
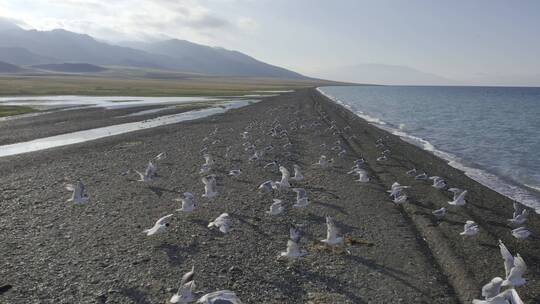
[0,20,304,79]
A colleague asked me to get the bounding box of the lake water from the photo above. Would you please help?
[318,86,540,211]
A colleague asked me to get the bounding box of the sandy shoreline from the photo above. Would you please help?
[0,89,537,303]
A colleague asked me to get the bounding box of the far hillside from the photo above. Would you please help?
[0,61,21,72]
[32,63,107,73]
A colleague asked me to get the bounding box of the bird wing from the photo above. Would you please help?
[156,214,173,225]
[505,288,524,304]
[65,184,74,191]
[498,240,514,278]
[511,254,527,277]
[180,266,195,285]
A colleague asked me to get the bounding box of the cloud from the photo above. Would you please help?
[0,0,253,44]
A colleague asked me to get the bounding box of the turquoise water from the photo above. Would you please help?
[319,86,540,211]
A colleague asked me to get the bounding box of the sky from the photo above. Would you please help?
[1,0,540,85]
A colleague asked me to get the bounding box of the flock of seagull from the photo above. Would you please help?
[63,105,534,303]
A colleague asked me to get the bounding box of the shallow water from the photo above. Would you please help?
[0,100,254,158]
[318,86,540,211]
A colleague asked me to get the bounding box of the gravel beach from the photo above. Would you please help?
[0,89,537,303]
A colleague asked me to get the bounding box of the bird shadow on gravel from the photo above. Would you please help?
[147,186,181,197]
[312,200,349,215]
[118,287,152,304]
[156,241,199,265]
[301,269,368,304]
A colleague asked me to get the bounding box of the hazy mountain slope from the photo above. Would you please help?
[32,63,107,73]
[0,61,21,72]
[0,20,305,78]
[124,39,305,78]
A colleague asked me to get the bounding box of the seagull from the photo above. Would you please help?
[511,227,531,240]
[292,188,309,208]
[502,253,527,287]
[321,216,343,246]
[429,176,447,189]
[273,166,291,190]
[266,199,285,215]
[355,169,370,182]
[406,168,417,176]
[258,180,274,193]
[291,164,304,181]
[65,180,89,204]
[393,194,408,204]
[472,288,524,304]
[196,290,242,304]
[448,190,467,206]
[176,192,195,213]
[263,161,278,170]
[512,202,525,219]
[143,214,173,236]
[202,176,218,199]
[508,209,529,225]
[290,225,301,242]
[481,277,504,300]
[387,182,409,198]
[280,239,307,258]
[208,213,231,233]
[228,169,242,177]
[170,266,195,303]
[376,155,387,162]
[314,155,332,168]
[460,220,479,236]
[203,153,214,166]
[432,207,446,218]
[135,161,157,182]
[415,172,428,180]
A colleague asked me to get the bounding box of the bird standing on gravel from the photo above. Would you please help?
[202,175,218,199]
[143,214,173,236]
[511,227,531,240]
[314,155,332,168]
[266,199,285,215]
[258,180,274,193]
[65,179,89,204]
[448,189,467,206]
[321,216,344,246]
[176,192,195,213]
[272,166,290,190]
[135,161,157,182]
[228,169,242,177]
[508,209,529,225]
[208,213,231,233]
[292,188,309,208]
[460,220,479,236]
[291,164,304,181]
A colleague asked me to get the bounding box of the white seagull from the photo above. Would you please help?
[143,214,173,236]
[314,155,332,168]
[292,188,309,208]
[499,240,527,287]
[291,164,304,181]
[280,240,307,258]
[208,213,231,233]
[321,216,343,246]
[202,176,218,199]
[266,199,285,215]
[432,207,446,218]
[460,220,479,236]
[448,190,467,206]
[502,254,527,287]
[196,290,242,304]
[170,266,195,303]
[481,277,504,300]
[228,169,242,178]
[176,192,195,213]
[508,209,529,225]
[272,166,291,190]
[511,227,531,240]
[355,169,370,183]
[135,161,157,182]
[406,168,417,176]
[65,180,89,204]
[258,180,274,193]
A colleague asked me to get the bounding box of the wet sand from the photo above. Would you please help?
[0,89,537,303]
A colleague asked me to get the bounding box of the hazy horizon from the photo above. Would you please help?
[1,0,540,86]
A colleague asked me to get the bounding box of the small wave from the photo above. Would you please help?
[317,86,540,212]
